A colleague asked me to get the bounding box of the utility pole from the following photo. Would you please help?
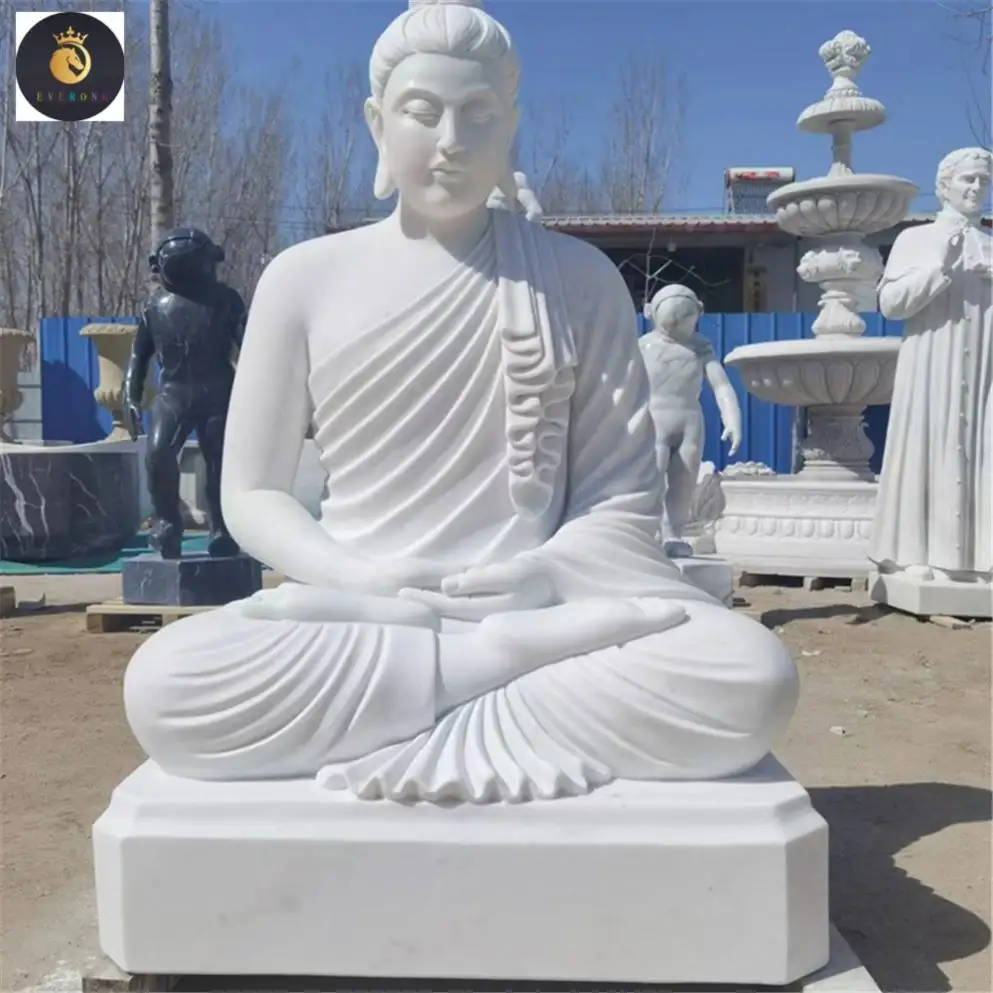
[148,0,175,257]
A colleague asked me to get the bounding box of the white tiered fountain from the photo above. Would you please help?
[715,30,918,580]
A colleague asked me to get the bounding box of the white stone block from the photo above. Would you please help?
[870,569,992,620]
[672,554,734,606]
[94,756,829,986]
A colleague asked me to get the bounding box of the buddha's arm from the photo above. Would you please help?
[877,228,953,322]
[529,255,700,601]
[221,250,368,587]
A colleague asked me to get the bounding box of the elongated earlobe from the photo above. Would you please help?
[374,155,396,200]
[364,97,395,200]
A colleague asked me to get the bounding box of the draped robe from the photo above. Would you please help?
[870,211,992,575]
[125,210,797,803]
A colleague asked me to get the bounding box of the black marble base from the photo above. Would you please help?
[0,448,141,563]
[122,552,262,606]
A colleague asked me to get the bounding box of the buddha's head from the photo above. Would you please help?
[936,147,992,220]
[648,285,703,340]
[366,0,520,221]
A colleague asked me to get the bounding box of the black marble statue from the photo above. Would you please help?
[124,228,246,560]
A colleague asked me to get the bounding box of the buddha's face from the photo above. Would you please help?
[368,51,517,220]
[940,161,991,218]
[654,297,700,339]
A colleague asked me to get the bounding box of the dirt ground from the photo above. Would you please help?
[1,575,990,993]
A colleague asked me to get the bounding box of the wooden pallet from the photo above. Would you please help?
[86,598,219,633]
[738,572,869,593]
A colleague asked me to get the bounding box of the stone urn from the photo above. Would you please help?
[80,322,157,440]
[0,327,34,442]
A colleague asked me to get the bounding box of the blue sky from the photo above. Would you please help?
[199,0,988,213]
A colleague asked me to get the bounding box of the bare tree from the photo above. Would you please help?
[148,0,175,250]
[298,66,376,235]
[598,57,687,214]
[0,2,296,331]
[937,1,992,148]
[515,97,582,214]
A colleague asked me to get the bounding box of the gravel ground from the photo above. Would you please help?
[1,575,989,993]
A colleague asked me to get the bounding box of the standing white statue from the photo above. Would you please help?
[639,284,742,557]
[120,0,797,803]
[870,147,992,618]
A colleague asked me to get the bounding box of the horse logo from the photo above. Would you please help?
[15,10,125,123]
[49,25,91,85]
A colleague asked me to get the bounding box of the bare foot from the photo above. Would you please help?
[433,598,687,714]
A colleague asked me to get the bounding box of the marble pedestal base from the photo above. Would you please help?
[869,570,992,620]
[716,476,876,578]
[672,554,734,606]
[93,757,829,986]
[121,553,262,607]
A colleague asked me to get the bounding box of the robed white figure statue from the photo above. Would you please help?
[121,0,798,803]
[870,147,991,613]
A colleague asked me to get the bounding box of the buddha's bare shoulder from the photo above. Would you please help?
[265,223,383,278]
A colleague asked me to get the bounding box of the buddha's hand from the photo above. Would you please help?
[239,584,441,629]
[349,556,450,597]
[398,554,556,621]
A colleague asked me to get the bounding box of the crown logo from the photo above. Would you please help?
[53,26,88,47]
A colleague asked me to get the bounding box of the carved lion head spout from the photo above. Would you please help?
[365,0,522,221]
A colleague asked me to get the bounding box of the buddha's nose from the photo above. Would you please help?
[437,114,466,156]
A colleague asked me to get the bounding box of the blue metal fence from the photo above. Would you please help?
[636,311,903,473]
[39,315,159,442]
[41,313,903,473]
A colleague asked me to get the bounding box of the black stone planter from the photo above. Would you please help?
[0,447,141,562]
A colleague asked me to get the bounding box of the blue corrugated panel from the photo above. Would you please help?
[38,314,166,443]
[39,312,903,475]
[39,315,136,442]
[638,311,902,473]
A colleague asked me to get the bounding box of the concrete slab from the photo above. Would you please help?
[62,926,877,992]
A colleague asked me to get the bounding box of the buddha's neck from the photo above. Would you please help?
[393,202,492,261]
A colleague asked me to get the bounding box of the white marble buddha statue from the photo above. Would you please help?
[123,0,799,804]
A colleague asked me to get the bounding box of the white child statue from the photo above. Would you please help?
[639,284,742,557]
[121,0,797,804]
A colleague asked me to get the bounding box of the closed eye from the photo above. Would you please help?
[466,105,495,123]
[402,99,441,126]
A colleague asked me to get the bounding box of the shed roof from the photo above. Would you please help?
[539,212,992,235]
[326,211,992,236]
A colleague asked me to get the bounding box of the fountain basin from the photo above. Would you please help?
[0,441,142,562]
[768,175,917,237]
[715,475,878,578]
[725,336,899,408]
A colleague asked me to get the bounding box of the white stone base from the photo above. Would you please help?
[716,475,876,578]
[672,554,734,606]
[93,757,829,986]
[805,926,881,991]
[870,570,992,620]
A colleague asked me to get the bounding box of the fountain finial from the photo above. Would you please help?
[818,30,870,81]
[797,28,885,149]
